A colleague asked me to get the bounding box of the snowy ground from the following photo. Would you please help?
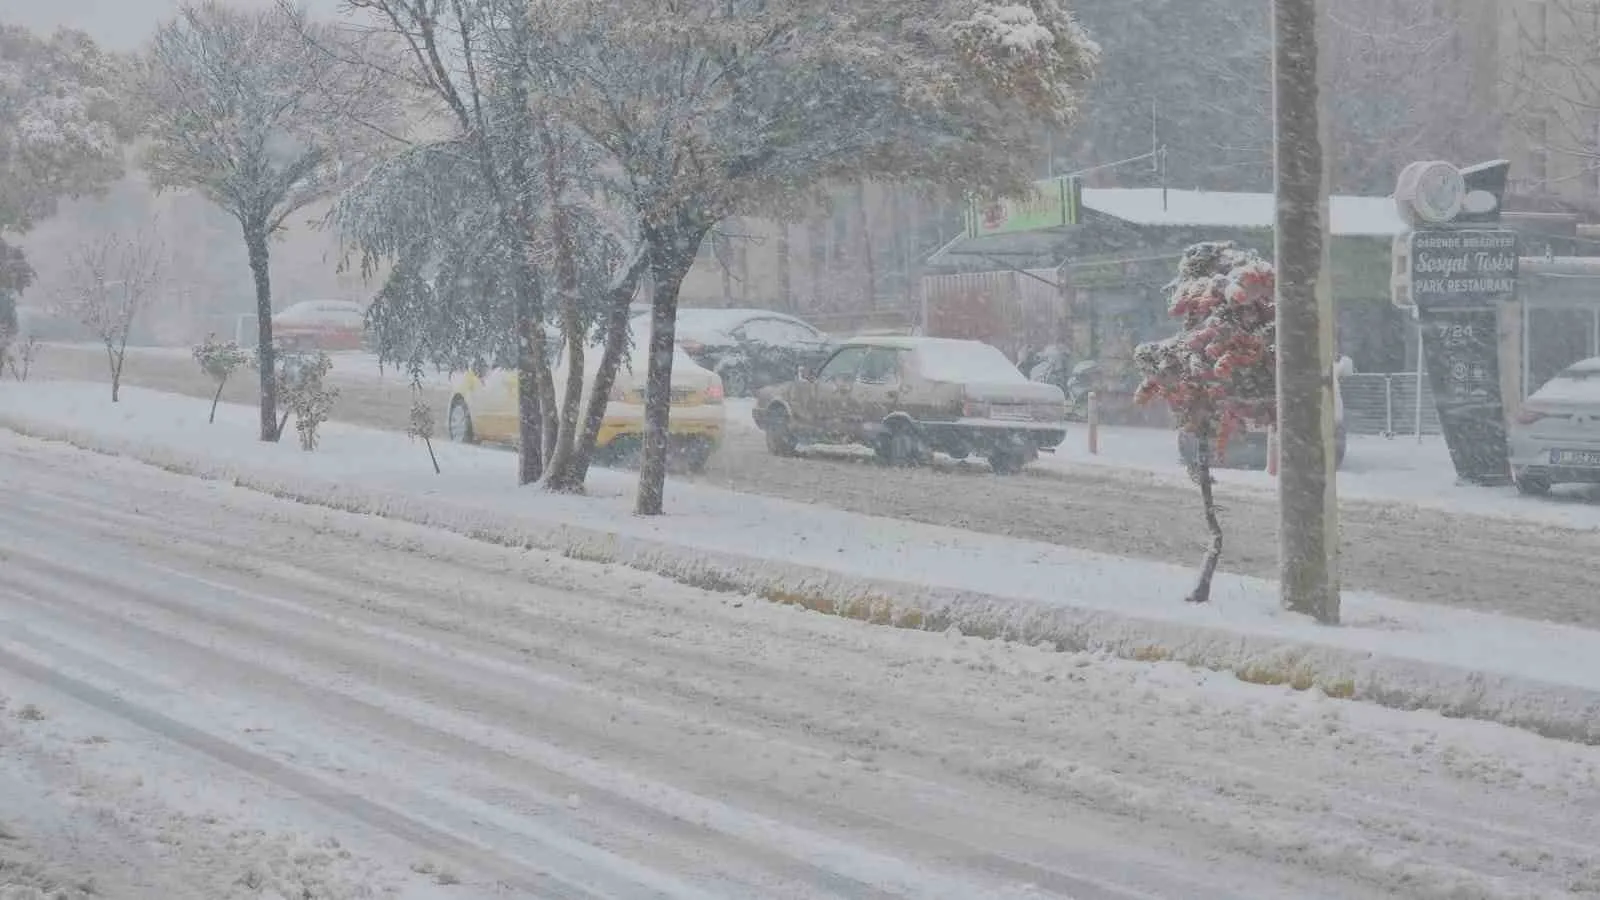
[2,432,1599,897]
[25,343,1600,623]
[5,381,1600,742]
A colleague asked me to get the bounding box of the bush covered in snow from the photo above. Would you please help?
[192,335,251,424]
[265,349,339,451]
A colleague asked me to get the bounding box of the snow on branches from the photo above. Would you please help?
[1135,241,1276,461]
[1134,241,1276,605]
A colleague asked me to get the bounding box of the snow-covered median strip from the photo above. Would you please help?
[4,381,1600,744]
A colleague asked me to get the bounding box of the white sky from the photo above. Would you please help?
[0,0,339,51]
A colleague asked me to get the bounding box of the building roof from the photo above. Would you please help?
[1081,188,1406,237]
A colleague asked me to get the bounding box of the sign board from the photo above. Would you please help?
[965,176,1081,238]
[1416,307,1512,485]
[1407,229,1519,311]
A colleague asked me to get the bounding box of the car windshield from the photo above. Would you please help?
[910,342,1026,385]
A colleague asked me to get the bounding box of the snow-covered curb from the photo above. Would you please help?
[3,391,1598,745]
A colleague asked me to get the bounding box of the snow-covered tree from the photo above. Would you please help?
[523,0,1099,514]
[336,0,649,491]
[140,2,398,442]
[192,334,251,424]
[0,25,130,235]
[407,380,441,475]
[4,333,39,382]
[0,241,33,357]
[51,229,165,403]
[1134,242,1275,605]
[1,24,132,325]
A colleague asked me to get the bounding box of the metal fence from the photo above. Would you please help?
[1340,373,1441,437]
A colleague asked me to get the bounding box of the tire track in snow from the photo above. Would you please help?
[5,439,1599,897]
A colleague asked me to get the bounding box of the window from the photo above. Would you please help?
[739,317,820,346]
[817,346,868,382]
[857,348,903,384]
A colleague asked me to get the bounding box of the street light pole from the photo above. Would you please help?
[1273,0,1341,623]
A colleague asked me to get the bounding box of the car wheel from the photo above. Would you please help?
[764,406,798,457]
[721,367,751,398]
[1515,472,1551,496]
[876,422,926,468]
[989,448,1027,475]
[447,396,477,444]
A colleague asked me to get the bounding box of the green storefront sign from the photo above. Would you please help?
[966,176,1082,238]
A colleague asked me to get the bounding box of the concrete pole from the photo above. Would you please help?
[1273,0,1340,623]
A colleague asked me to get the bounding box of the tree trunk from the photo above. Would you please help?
[516,305,546,486]
[244,225,279,442]
[105,341,121,403]
[573,253,652,485]
[210,378,226,424]
[635,225,708,516]
[1273,0,1340,623]
[1187,430,1224,604]
[540,132,589,493]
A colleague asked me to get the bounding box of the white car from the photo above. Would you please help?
[1508,356,1600,495]
[446,321,726,471]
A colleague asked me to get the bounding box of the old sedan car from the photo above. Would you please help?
[752,336,1067,474]
[652,308,833,398]
[273,300,368,352]
[1509,356,1600,495]
[447,322,725,471]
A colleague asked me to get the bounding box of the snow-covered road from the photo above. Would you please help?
[28,343,1600,627]
[2,435,1599,898]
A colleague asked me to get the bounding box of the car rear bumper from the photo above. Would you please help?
[1508,429,1600,483]
[595,403,724,449]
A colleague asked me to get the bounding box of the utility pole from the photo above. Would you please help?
[1272,0,1341,624]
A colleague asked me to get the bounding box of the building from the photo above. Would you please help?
[672,183,960,333]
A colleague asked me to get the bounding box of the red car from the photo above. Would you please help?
[272,300,368,352]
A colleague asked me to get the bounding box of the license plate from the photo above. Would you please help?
[1552,449,1600,466]
[991,409,1031,421]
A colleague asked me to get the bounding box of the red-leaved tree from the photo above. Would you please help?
[1134,242,1276,604]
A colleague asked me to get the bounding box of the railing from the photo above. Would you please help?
[1340,373,1442,437]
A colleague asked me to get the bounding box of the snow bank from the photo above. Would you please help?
[4,381,1600,744]
[1044,423,1600,532]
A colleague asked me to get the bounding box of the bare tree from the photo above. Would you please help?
[1502,0,1600,203]
[140,1,398,441]
[52,231,165,402]
[523,0,1098,515]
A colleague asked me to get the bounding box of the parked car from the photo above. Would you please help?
[752,336,1067,474]
[1178,356,1353,470]
[446,321,726,472]
[1509,356,1600,495]
[652,308,832,398]
[273,300,368,352]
